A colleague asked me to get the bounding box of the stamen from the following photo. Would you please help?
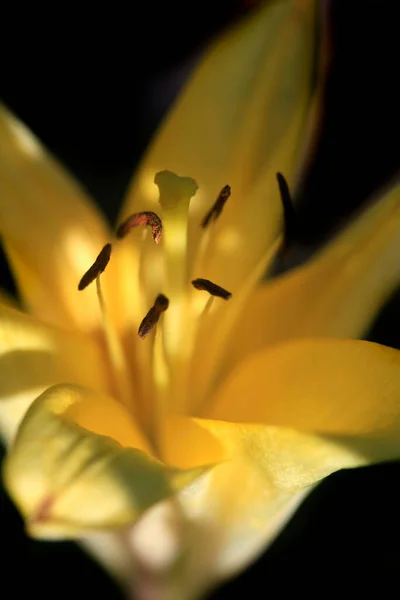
[191,278,232,300]
[191,237,281,413]
[78,243,112,290]
[77,243,136,412]
[138,294,169,340]
[116,211,162,244]
[201,185,231,228]
[276,172,297,254]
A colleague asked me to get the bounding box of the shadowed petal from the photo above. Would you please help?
[0,288,19,308]
[4,384,207,539]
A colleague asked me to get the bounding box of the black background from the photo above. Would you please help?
[1,1,400,597]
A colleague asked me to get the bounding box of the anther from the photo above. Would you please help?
[276,172,297,254]
[116,211,162,244]
[138,293,169,339]
[191,278,232,300]
[78,243,112,290]
[201,185,231,228]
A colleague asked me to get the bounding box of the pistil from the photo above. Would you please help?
[155,171,198,362]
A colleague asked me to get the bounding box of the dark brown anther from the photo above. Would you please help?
[154,293,169,311]
[276,172,297,255]
[201,185,231,228]
[138,293,169,339]
[117,211,162,244]
[191,278,232,300]
[78,243,112,291]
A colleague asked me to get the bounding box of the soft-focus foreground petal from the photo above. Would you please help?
[121,0,320,289]
[4,384,206,539]
[0,288,19,308]
[0,104,110,331]
[225,182,400,370]
[0,304,110,443]
[209,338,400,462]
[157,415,364,597]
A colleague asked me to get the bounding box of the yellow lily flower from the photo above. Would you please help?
[1,1,400,599]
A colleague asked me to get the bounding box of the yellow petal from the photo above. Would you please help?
[208,338,400,458]
[122,0,321,289]
[0,304,110,443]
[161,415,364,593]
[4,384,204,539]
[224,182,400,370]
[0,104,110,331]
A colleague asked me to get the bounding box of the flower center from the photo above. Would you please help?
[78,171,236,444]
[77,170,294,448]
